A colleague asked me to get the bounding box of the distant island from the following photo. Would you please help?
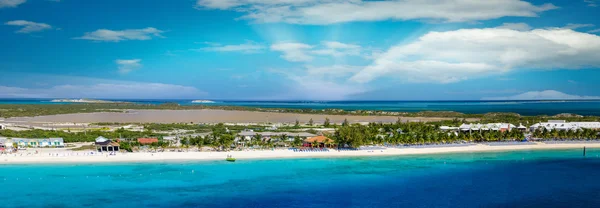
[191,100,216,103]
[50,99,128,104]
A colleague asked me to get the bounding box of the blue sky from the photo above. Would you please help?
[1,0,600,100]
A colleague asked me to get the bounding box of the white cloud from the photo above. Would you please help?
[311,41,361,57]
[0,0,26,8]
[194,42,265,53]
[116,59,142,74]
[497,22,531,31]
[75,27,164,42]
[5,20,52,33]
[351,28,600,84]
[0,82,206,99]
[270,42,314,62]
[483,90,600,100]
[271,41,364,62]
[562,23,595,30]
[196,0,557,25]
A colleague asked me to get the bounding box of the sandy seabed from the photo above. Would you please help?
[1,143,597,164]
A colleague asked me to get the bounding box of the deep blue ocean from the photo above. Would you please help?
[1,149,600,208]
[1,99,600,116]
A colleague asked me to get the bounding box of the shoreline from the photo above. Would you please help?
[1,143,597,165]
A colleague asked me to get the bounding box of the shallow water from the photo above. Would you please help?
[1,149,600,208]
[2,99,600,116]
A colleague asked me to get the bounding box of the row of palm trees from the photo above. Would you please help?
[176,122,600,150]
[531,128,599,140]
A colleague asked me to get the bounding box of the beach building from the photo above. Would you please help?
[529,120,600,132]
[440,126,460,131]
[137,138,159,145]
[303,136,334,148]
[0,123,5,130]
[0,137,64,148]
[517,124,528,132]
[0,138,14,151]
[119,125,145,132]
[444,123,516,132]
[95,136,120,152]
[237,131,316,142]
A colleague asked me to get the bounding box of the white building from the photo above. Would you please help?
[453,123,516,132]
[530,120,600,132]
[0,123,5,130]
[0,137,65,148]
[237,131,316,142]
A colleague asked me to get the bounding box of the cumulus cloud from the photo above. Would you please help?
[497,22,531,31]
[194,42,265,53]
[483,90,600,100]
[5,20,52,33]
[350,28,600,84]
[0,83,206,99]
[196,0,556,25]
[270,42,314,62]
[0,0,26,8]
[116,59,142,74]
[75,27,164,42]
[271,41,363,62]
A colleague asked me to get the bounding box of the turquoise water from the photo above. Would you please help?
[2,149,600,207]
[2,99,600,116]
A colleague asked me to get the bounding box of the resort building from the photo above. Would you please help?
[0,137,64,148]
[441,123,516,132]
[137,138,159,145]
[529,120,600,132]
[0,138,14,151]
[303,135,334,148]
[95,136,120,152]
[237,131,317,142]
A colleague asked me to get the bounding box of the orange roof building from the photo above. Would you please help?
[304,135,332,143]
[137,138,159,145]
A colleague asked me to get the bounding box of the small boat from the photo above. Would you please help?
[226,154,236,162]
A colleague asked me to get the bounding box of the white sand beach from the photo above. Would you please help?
[1,142,598,164]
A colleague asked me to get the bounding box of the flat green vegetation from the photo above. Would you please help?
[1,103,600,125]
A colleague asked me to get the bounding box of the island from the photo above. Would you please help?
[191,100,216,103]
[50,99,128,104]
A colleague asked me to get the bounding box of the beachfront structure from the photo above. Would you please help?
[95,136,120,152]
[0,124,5,130]
[0,137,64,148]
[137,138,159,145]
[237,131,316,142]
[0,138,13,151]
[440,123,517,132]
[303,136,334,148]
[529,120,600,132]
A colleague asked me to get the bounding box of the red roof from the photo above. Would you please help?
[137,138,159,144]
